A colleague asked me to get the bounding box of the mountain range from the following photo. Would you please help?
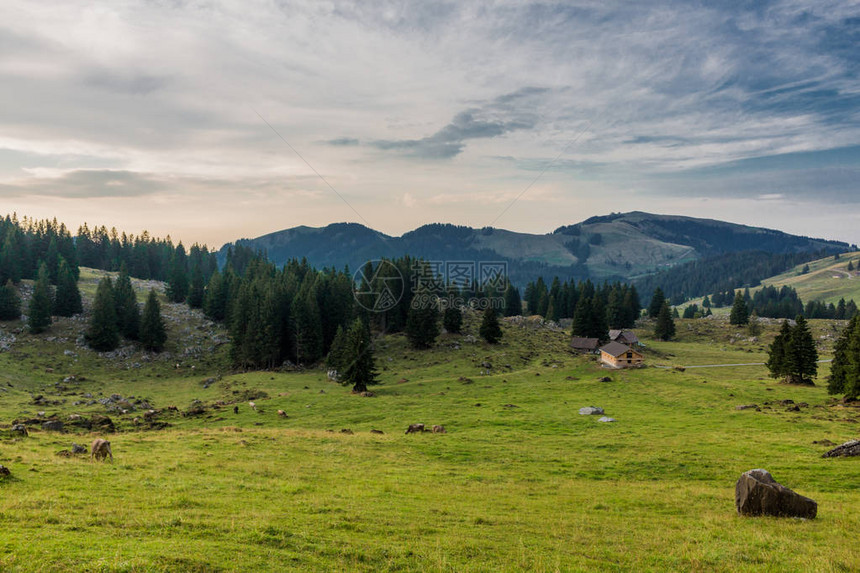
[220,212,852,287]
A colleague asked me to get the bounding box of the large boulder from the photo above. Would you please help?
[822,440,860,458]
[735,469,817,519]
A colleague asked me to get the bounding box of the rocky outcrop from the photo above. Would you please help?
[735,469,817,519]
[822,440,860,458]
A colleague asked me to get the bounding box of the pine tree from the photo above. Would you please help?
[406,296,440,349]
[86,277,119,351]
[113,264,140,339]
[203,269,228,322]
[648,288,666,318]
[848,260,855,272]
[479,307,503,344]
[139,289,167,352]
[53,256,83,317]
[27,262,53,334]
[166,245,189,303]
[729,291,750,325]
[546,295,559,322]
[443,305,463,334]
[766,320,792,380]
[747,311,762,337]
[326,324,348,374]
[784,315,818,385]
[503,283,521,316]
[828,316,860,399]
[571,296,591,337]
[589,296,608,340]
[187,263,205,308]
[654,301,676,341]
[702,295,711,308]
[0,280,21,321]
[340,318,378,393]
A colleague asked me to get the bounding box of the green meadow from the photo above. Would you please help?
[0,285,859,572]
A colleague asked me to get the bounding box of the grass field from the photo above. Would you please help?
[1,277,859,572]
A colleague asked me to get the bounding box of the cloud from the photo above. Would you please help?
[372,89,544,159]
[0,169,163,198]
[325,137,360,146]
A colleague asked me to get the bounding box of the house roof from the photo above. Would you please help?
[571,337,600,350]
[600,341,635,357]
[609,329,639,343]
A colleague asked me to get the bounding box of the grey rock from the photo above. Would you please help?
[597,416,616,423]
[735,469,817,519]
[822,440,860,458]
[579,406,604,416]
[41,420,64,432]
[71,443,87,454]
[736,404,758,410]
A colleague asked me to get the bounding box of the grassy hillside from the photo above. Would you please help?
[1,279,858,571]
[760,252,860,305]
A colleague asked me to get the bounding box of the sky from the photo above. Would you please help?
[1,0,859,248]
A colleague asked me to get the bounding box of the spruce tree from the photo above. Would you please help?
[648,288,666,318]
[571,297,591,337]
[729,291,750,325]
[406,297,440,349]
[848,260,855,272]
[166,245,189,303]
[203,269,228,321]
[139,289,167,352]
[27,262,53,334]
[654,301,676,341]
[0,280,21,321]
[340,318,378,393]
[702,295,711,308]
[766,320,792,380]
[828,316,860,399]
[784,315,818,384]
[326,324,348,374]
[113,264,140,339]
[86,277,119,351]
[53,256,83,317]
[443,305,463,334]
[187,263,205,308]
[479,307,503,344]
[503,283,522,317]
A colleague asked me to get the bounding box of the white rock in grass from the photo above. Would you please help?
[597,417,616,423]
[579,406,604,415]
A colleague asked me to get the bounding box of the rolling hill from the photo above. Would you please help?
[220,212,852,286]
[760,251,860,305]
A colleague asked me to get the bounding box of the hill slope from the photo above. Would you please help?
[760,251,860,305]
[221,212,850,285]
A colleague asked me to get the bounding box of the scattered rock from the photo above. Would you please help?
[598,376,612,382]
[822,440,860,458]
[812,439,835,447]
[41,420,64,432]
[0,465,11,477]
[458,376,473,384]
[10,424,27,437]
[432,425,447,434]
[480,362,492,369]
[71,443,87,454]
[735,469,817,519]
[340,428,354,435]
[370,429,384,435]
[405,423,425,434]
[502,404,518,408]
[736,404,758,410]
[579,406,604,416]
[359,391,375,397]
[786,405,801,412]
[597,417,616,423]
[55,450,73,457]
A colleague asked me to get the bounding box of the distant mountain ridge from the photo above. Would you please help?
[220,212,852,286]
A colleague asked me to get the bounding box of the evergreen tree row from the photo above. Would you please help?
[0,215,78,286]
[524,277,641,331]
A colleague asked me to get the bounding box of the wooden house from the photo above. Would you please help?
[599,341,644,368]
[609,329,639,345]
[570,337,600,353]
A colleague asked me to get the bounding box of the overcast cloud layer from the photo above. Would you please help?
[1,0,858,246]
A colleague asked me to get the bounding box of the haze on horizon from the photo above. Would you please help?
[1,1,859,249]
